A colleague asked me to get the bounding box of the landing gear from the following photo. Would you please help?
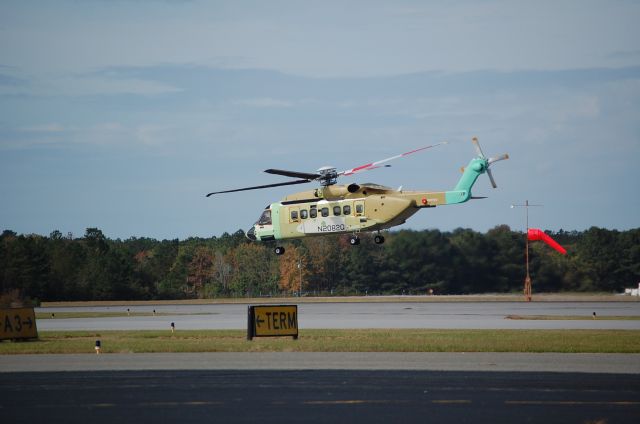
[274,246,286,255]
[348,234,384,246]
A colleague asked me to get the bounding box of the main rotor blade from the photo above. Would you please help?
[472,137,486,158]
[340,141,447,177]
[206,179,311,196]
[264,169,320,180]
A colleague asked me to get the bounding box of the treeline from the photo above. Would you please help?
[0,226,638,302]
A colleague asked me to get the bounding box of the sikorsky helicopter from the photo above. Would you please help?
[207,137,508,255]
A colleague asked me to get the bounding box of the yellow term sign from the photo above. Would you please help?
[1,307,38,340]
[248,305,298,340]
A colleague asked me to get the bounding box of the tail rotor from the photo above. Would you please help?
[472,137,509,188]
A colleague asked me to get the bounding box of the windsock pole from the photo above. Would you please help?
[524,201,532,302]
[511,200,543,301]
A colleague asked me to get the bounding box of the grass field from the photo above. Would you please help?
[36,311,219,319]
[506,315,640,320]
[1,329,639,354]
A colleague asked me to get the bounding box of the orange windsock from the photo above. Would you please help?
[527,228,567,255]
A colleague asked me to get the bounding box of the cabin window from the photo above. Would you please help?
[343,205,351,215]
[300,209,308,219]
[290,210,299,222]
[321,207,329,217]
[333,205,341,216]
[355,204,364,215]
[258,209,272,225]
[310,206,318,218]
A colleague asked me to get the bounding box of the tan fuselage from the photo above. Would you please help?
[253,183,451,241]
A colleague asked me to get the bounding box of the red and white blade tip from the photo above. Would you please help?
[340,142,447,176]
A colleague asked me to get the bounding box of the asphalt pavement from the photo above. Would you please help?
[37,301,640,331]
[2,369,639,423]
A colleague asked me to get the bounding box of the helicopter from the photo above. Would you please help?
[207,137,508,255]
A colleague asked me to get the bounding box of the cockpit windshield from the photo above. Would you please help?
[257,209,272,225]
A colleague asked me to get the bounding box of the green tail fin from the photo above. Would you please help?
[445,158,488,204]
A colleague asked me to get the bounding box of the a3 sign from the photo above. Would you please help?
[1,307,38,340]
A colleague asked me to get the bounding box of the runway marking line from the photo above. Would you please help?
[505,400,640,406]
[35,403,117,409]
[137,401,224,407]
[305,399,474,406]
[431,400,472,404]
[304,400,410,405]
[35,401,224,408]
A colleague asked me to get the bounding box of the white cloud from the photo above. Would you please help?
[20,123,66,133]
[2,1,639,79]
[32,75,180,97]
[60,76,182,96]
[233,98,294,108]
[556,96,600,122]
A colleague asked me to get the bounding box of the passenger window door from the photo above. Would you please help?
[289,208,299,223]
[355,200,365,216]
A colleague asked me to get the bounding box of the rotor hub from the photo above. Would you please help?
[317,166,338,186]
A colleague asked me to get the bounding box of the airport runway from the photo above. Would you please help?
[37,301,640,331]
[2,368,639,423]
[8,301,640,423]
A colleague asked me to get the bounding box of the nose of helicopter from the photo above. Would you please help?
[245,226,257,241]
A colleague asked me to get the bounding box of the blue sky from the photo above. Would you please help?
[1,0,639,240]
